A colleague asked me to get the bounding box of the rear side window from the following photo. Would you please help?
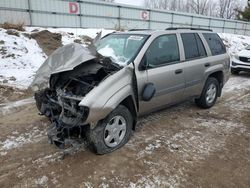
[181,33,206,60]
[202,33,226,55]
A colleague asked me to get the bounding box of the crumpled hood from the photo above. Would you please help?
[30,43,97,91]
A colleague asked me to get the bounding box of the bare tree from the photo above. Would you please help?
[144,0,187,11]
[207,1,218,17]
[189,0,209,15]
[144,0,170,10]
[143,0,242,19]
[169,0,177,11]
[184,0,192,13]
[217,0,240,19]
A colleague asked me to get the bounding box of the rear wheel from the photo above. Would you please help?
[195,77,219,109]
[86,105,133,154]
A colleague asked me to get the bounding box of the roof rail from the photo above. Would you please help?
[128,29,153,31]
[166,27,213,32]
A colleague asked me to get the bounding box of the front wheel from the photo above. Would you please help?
[195,77,219,109]
[86,105,133,154]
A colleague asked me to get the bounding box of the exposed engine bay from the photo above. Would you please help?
[34,54,121,149]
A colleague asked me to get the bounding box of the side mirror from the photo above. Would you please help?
[138,55,148,71]
[142,83,156,101]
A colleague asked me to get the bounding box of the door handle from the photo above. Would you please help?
[205,63,210,67]
[175,69,183,74]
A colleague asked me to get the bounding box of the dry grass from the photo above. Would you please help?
[0,22,25,31]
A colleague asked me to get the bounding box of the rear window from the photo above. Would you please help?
[181,33,206,60]
[202,33,226,56]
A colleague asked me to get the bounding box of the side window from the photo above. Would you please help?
[146,34,180,67]
[181,33,207,60]
[203,33,226,55]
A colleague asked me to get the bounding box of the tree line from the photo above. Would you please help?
[102,0,250,21]
[144,0,241,19]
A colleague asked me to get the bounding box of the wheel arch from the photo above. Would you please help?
[120,95,137,130]
[207,71,224,97]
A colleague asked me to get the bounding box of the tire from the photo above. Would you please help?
[86,105,133,154]
[195,77,219,109]
[231,68,239,75]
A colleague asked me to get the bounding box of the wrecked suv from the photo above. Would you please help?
[31,28,230,154]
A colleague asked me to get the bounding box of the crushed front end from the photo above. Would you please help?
[31,43,121,149]
[35,87,89,148]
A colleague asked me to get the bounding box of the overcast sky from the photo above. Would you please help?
[115,0,145,6]
[115,0,248,7]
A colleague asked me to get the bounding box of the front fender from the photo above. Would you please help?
[79,65,135,124]
[86,84,134,124]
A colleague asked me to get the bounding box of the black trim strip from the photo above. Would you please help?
[155,83,185,97]
[185,79,202,88]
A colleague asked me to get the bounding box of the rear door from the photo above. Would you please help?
[180,33,208,98]
[139,34,186,114]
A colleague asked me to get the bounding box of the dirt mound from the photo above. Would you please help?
[81,35,93,43]
[6,29,20,37]
[0,22,25,31]
[0,85,32,103]
[30,30,62,56]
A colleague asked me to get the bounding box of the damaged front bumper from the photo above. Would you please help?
[35,88,90,148]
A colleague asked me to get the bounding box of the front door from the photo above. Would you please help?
[139,34,185,114]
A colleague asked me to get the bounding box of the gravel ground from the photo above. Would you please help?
[0,74,249,188]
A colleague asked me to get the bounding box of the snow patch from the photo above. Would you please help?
[81,182,94,188]
[35,176,48,186]
[219,33,250,57]
[128,174,181,188]
[0,151,7,156]
[0,28,46,88]
[223,75,250,93]
[0,126,46,151]
[137,140,161,159]
[0,97,34,115]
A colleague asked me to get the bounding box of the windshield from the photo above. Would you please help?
[96,34,148,66]
[246,45,250,50]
